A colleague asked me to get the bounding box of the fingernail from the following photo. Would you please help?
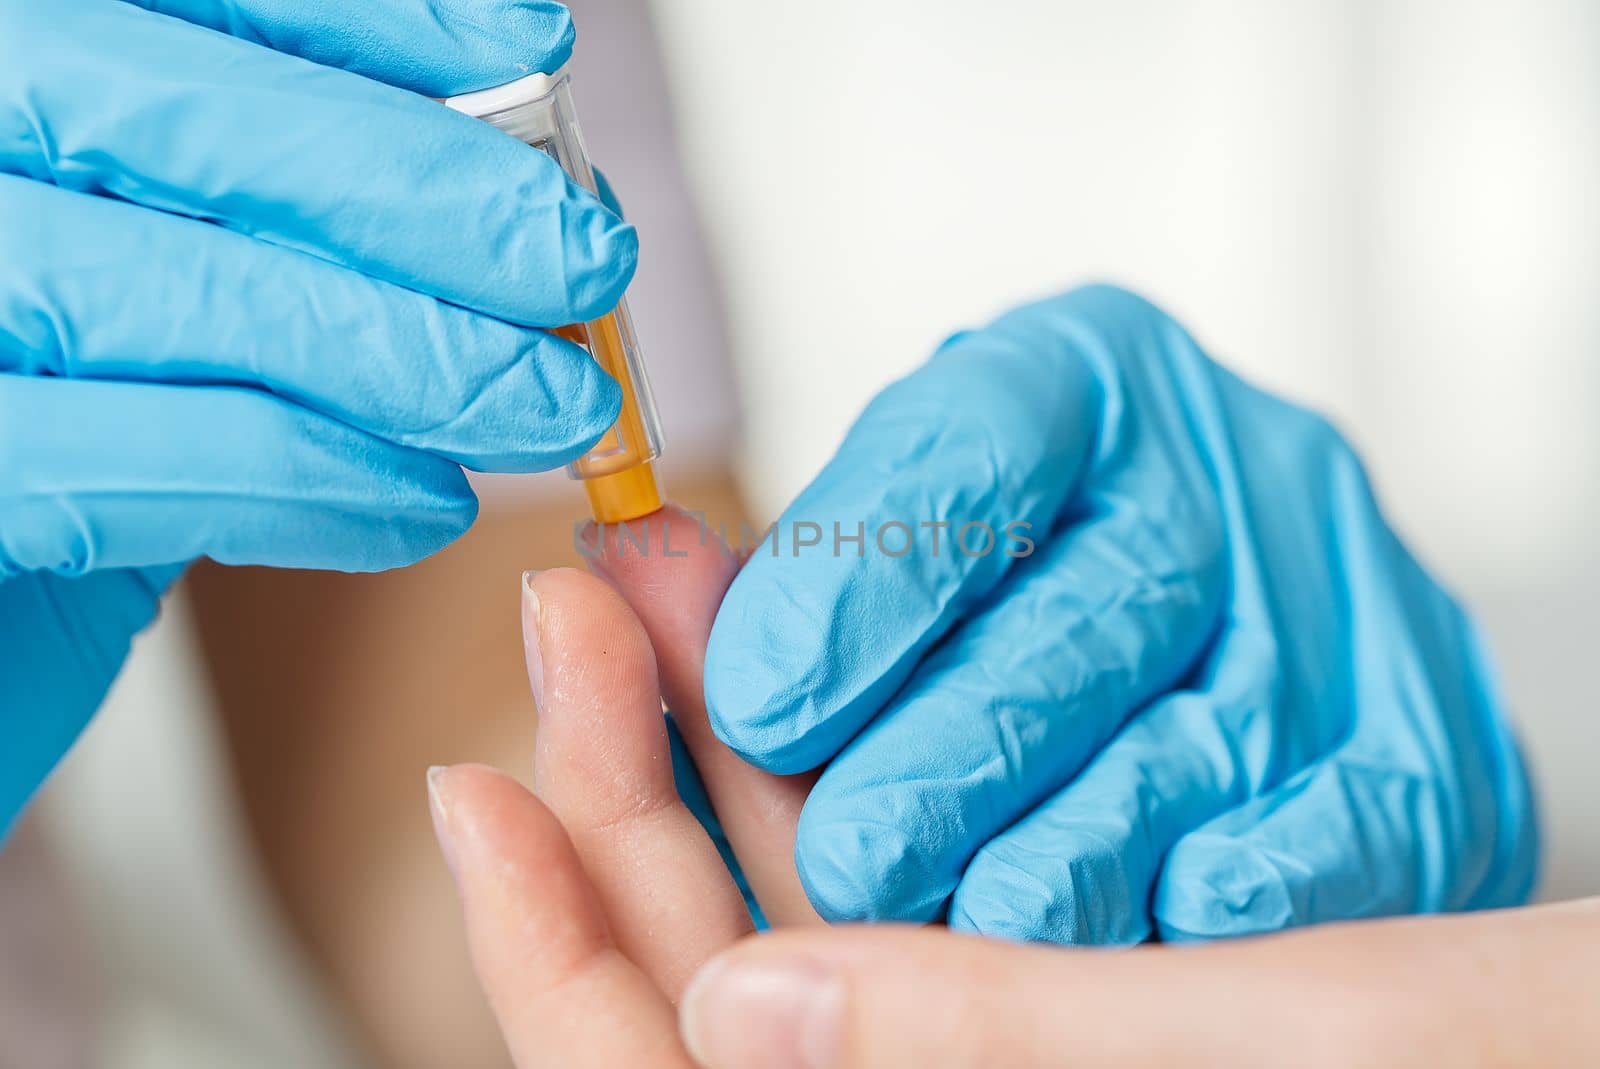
[521,570,544,708]
[426,765,459,883]
[680,953,843,1069]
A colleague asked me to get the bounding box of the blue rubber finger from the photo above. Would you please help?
[0,375,477,576]
[0,176,621,472]
[122,0,576,96]
[1,0,635,326]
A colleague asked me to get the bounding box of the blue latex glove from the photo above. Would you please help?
[704,284,1539,942]
[0,0,634,836]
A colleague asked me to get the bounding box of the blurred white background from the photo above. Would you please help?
[649,0,1600,897]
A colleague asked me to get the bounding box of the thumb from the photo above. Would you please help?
[677,928,1091,1069]
[675,926,1384,1069]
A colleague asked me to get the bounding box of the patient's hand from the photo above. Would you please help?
[424,507,820,1066]
[426,509,1600,1068]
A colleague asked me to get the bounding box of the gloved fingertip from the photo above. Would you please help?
[577,360,627,430]
[416,501,481,565]
[700,656,808,774]
[453,340,624,473]
[1153,834,1297,941]
[563,217,638,325]
[945,899,1034,944]
[376,473,480,571]
[520,0,577,71]
[708,713,821,777]
[542,357,626,467]
[380,0,576,97]
[950,828,1156,946]
[949,854,1086,945]
[702,561,874,775]
[794,818,947,924]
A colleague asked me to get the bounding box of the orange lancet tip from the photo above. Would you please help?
[583,460,664,524]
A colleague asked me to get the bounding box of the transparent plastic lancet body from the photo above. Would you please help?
[445,68,664,523]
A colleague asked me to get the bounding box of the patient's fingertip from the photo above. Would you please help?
[679,948,845,1069]
[426,765,462,884]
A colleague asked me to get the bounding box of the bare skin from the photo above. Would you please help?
[184,474,752,1068]
[430,516,1600,1069]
